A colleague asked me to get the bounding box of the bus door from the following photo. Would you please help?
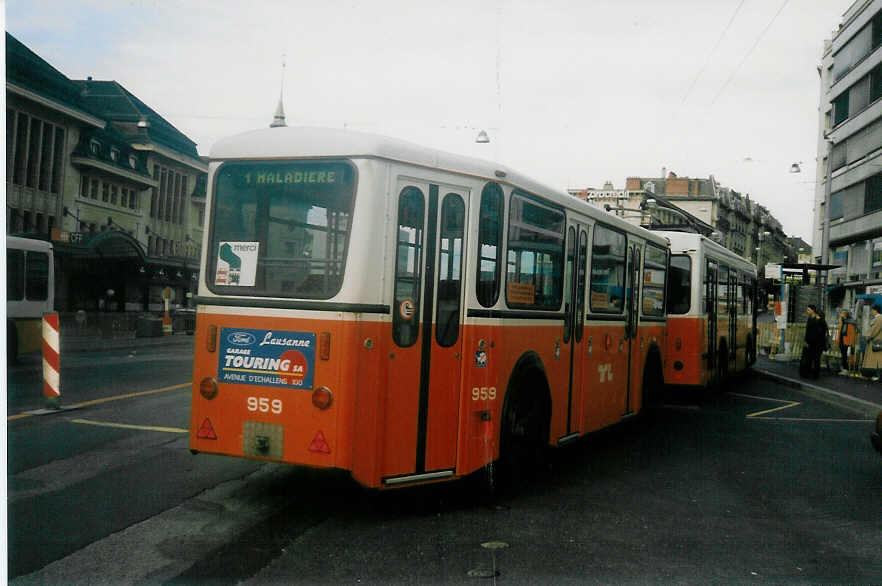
[728,271,738,364]
[623,243,641,416]
[387,181,469,482]
[706,260,719,377]
[561,222,588,438]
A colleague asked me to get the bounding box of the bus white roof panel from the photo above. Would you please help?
[657,230,756,273]
[209,126,667,246]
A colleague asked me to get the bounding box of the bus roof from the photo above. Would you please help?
[657,230,756,274]
[209,126,667,246]
[7,235,53,253]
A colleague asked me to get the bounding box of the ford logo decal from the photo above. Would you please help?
[228,331,256,346]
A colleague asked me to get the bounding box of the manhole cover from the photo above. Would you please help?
[467,568,500,579]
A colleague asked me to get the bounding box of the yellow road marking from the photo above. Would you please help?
[7,382,191,421]
[746,401,801,418]
[72,418,188,434]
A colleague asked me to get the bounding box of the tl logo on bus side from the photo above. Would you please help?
[598,363,614,383]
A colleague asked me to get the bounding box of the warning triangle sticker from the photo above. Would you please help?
[308,430,330,454]
[197,418,217,440]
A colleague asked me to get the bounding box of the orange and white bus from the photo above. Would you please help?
[6,236,54,362]
[189,126,670,489]
[660,231,757,388]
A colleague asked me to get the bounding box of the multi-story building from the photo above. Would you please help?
[620,173,789,272]
[813,0,882,301]
[5,32,207,312]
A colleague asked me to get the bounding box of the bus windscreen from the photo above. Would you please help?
[208,160,357,299]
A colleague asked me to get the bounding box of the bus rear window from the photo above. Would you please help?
[666,255,691,314]
[208,160,356,299]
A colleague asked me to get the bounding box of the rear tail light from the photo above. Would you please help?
[200,377,218,400]
[312,386,333,410]
[319,332,331,360]
[207,325,218,353]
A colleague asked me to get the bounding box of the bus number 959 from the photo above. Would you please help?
[247,396,282,414]
[471,386,497,401]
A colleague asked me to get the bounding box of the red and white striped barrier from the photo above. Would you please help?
[42,312,61,407]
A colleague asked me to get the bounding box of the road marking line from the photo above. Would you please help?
[730,392,795,404]
[7,382,190,421]
[746,401,801,418]
[72,418,188,434]
[748,417,872,423]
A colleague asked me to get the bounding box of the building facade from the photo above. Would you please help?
[5,33,207,312]
[621,173,789,273]
[813,0,882,299]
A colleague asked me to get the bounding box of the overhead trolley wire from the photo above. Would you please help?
[681,0,747,105]
[710,0,791,106]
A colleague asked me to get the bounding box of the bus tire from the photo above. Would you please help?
[716,343,729,391]
[7,321,18,365]
[496,369,551,494]
[746,334,756,365]
[641,348,664,409]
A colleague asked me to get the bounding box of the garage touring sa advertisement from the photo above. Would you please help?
[218,328,316,389]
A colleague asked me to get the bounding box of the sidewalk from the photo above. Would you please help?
[753,355,881,417]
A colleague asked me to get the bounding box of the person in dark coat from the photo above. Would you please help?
[803,305,828,379]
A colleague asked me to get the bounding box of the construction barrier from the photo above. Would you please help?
[42,312,61,408]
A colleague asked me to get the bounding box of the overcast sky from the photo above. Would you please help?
[5,0,855,240]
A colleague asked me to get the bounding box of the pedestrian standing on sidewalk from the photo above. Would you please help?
[863,304,882,382]
[803,305,827,379]
[835,309,855,375]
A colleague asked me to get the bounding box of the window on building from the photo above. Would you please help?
[129,154,137,169]
[81,175,89,197]
[110,147,119,162]
[110,185,118,205]
[89,139,100,156]
[102,182,109,202]
[830,190,844,220]
[26,118,41,188]
[871,62,882,103]
[833,92,849,126]
[39,122,54,191]
[13,112,28,185]
[91,178,99,199]
[866,172,882,214]
[121,187,128,208]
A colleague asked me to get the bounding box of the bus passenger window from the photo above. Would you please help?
[393,187,425,347]
[436,194,464,347]
[25,251,49,301]
[642,244,667,316]
[666,255,691,314]
[505,193,564,310]
[7,249,24,301]
[476,183,503,307]
[589,224,626,313]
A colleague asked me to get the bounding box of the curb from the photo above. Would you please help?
[60,334,195,354]
[753,368,881,418]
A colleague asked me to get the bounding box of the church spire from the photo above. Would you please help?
[270,54,287,128]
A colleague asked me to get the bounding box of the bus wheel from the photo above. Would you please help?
[641,351,664,408]
[716,345,729,391]
[498,382,550,492]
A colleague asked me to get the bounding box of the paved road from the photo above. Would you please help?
[8,364,881,584]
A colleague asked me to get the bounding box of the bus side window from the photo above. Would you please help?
[476,182,503,307]
[26,251,49,301]
[393,187,425,347]
[666,255,691,314]
[642,243,667,316]
[7,249,25,301]
[589,224,626,314]
[436,194,464,347]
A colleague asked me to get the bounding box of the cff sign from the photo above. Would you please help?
[217,328,316,389]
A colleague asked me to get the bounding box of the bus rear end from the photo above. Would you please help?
[190,158,380,483]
